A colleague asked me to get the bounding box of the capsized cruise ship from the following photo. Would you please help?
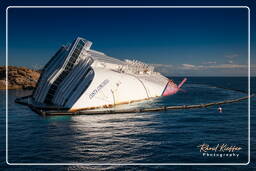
[32,37,187,112]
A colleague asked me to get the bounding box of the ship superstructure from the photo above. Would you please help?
[32,37,186,111]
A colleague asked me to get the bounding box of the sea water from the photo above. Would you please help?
[0,77,255,170]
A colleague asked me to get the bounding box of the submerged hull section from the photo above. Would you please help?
[32,37,186,111]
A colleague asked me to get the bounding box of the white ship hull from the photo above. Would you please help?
[32,37,186,112]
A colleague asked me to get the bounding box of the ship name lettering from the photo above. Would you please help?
[89,79,110,99]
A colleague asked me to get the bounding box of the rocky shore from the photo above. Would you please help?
[0,66,40,90]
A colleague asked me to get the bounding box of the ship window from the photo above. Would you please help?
[48,89,55,94]
[77,40,85,47]
[76,43,84,50]
[51,86,57,91]
[74,49,79,53]
[63,69,94,107]
[44,39,86,104]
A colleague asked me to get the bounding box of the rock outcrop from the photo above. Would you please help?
[0,66,41,90]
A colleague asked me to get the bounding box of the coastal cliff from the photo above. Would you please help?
[0,66,40,90]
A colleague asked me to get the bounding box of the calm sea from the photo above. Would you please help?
[1,77,255,170]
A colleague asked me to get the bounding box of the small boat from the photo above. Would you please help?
[32,37,187,112]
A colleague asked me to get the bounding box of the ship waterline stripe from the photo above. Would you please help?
[69,96,158,112]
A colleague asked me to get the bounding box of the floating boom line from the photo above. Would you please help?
[15,84,255,117]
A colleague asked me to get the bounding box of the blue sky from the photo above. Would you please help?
[2,7,254,76]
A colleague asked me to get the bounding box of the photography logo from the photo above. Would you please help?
[197,143,242,158]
